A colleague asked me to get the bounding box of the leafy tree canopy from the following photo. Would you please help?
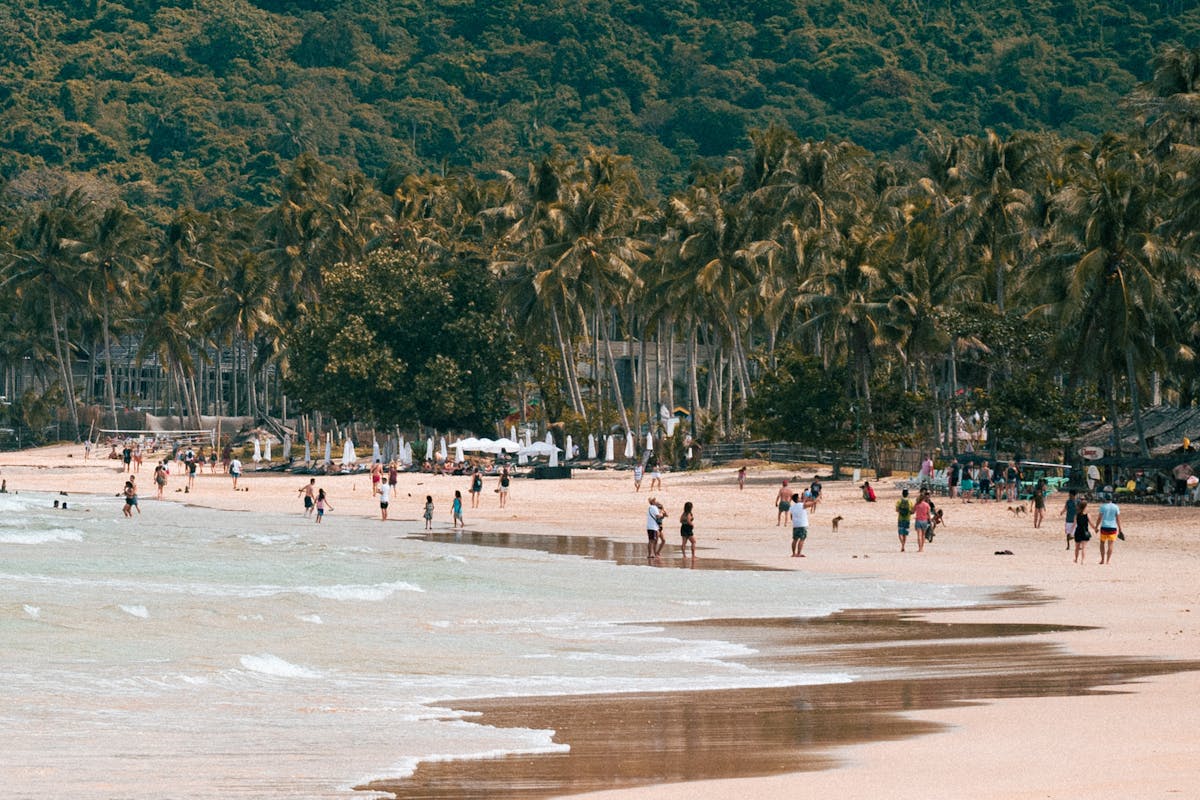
[283,248,516,430]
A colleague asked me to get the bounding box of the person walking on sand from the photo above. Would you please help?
[388,460,398,491]
[775,480,792,525]
[1031,479,1047,528]
[645,496,665,559]
[230,456,242,489]
[315,488,332,523]
[896,489,914,551]
[679,501,696,558]
[452,490,464,528]
[1060,489,1078,550]
[470,469,484,508]
[648,458,662,491]
[913,491,931,553]
[186,453,198,491]
[154,461,167,499]
[632,463,644,492]
[370,459,383,496]
[1097,494,1122,565]
[379,479,391,521]
[299,478,316,517]
[1072,500,1092,563]
[737,466,746,491]
[789,492,813,557]
[497,467,510,508]
[423,495,434,530]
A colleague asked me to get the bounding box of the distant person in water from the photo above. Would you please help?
[423,495,434,530]
[452,490,464,528]
[315,488,332,523]
[123,480,139,517]
[298,478,316,517]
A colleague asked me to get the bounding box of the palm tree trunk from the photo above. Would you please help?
[47,295,81,439]
[1125,347,1150,458]
[550,304,584,418]
[603,318,632,434]
[687,324,700,437]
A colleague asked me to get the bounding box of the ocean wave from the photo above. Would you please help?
[298,582,424,601]
[119,604,149,619]
[239,654,323,679]
[0,528,84,545]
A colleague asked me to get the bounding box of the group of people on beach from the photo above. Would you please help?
[1060,488,1123,564]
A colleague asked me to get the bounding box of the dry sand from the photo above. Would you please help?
[4,443,1199,799]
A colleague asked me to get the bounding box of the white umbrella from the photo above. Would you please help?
[587,434,597,460]
[624,433,635,459]
[457,437,483,450]
[424,437,433,460]
[545,432,554,445]
[343,437,356,466]
[549,447,559,467]
[439,436,448,460]
[264,438,272,462]
[398,435,406,456]
[324,433,332,464]
[519,441,561,457]
[509,425,517,442]
[645,431,654,451]
[497,437,522,454]
[524,429,532,448]
[605,435,614,462]
[565,435,573,461]
[372,438,381,463]
[403,442,413,466]
[283,434,292,460]
[454,440,464,462]
[476,437,495,452]
[252,438,262,463]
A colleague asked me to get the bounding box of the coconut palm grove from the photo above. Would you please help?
[2,1,1200,460]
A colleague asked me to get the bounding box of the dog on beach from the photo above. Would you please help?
[1008,505,1026,516]
[831,515,844,532]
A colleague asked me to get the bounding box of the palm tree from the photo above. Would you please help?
[2,189,96,439]
[1031,134,1182,457]
[80,204,151,427]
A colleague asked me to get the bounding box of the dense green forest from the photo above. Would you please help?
[3,0,1200,210]
[2,1,1200,462]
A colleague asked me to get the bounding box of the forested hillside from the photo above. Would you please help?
[2,0,1198,212]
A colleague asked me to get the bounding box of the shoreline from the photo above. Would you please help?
[4,444,1200,798]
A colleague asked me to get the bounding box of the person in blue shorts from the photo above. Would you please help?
[896,489,914,551]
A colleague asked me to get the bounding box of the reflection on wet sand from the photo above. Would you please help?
[360,607,1199,799]
[407,529,784,571]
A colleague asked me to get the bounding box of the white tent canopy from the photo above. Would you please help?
[519,441,561,457]
[565,435,573,461]
[264,439,272,462]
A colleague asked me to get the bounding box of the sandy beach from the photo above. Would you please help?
[4,443,1199,799]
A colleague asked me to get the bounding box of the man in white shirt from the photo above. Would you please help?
[229,457,242,489]
[645,496,665,559]
[790,492,815,557]
[379,480,391,521]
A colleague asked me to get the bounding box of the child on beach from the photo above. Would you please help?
[1072,500,1091,563]
[737,466,746,490]
[632,464,644,492]
[452,490,464,528]
[315,488,332,523]
[679,501,695,558]
[423,495,434,529]
[1060,489,1078,550]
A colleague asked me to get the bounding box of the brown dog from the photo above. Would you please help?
[1007,505,1026,516]
[831,515,844,532]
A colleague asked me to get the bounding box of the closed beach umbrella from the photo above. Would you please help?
[518,449,528,465]
[372,438,381,463]
[624,433,635,459]
[425,437,433,460]
[524,429,532,448]
[565,435,573,462]
[588,434,597,460]
[645,431,654,452]
[324,433,332,464]
[510,425,517,442]
[403,442,413,466]
[454,440,464,463]
[439,436,448,460]
[264,438,272,462]
[605,435,614,462]
[252,438,262,463]
[545,432,553,445]
[549,446,559,467]
[304,439,311,462]
[343,437,356,466]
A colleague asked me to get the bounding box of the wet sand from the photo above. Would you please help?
[359,607,1198,799]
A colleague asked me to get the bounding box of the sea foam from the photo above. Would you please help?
[239,654,323,679]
